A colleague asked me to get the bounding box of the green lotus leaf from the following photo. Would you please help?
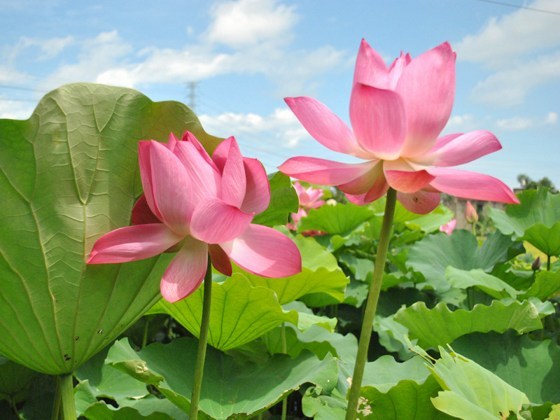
[407,230,515,292]
[395,300,543,349]
[425,347,530,419]
[299,203,374,235]
[252,172,298,227]
[453,332,560,404]
[107,337,337,419]
[241,235,348,305]
[148,274,298,351]
[0,83,220,374]
[522,222,560,257]
[489,188,560,237]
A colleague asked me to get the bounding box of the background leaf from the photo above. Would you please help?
[489,188,560,237]
[148,275,297,351]
[252,172,298,227]
[0,83,220,374]
[299,203,373,235]
[395,300,543,348]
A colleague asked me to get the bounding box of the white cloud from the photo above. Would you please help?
[471,52,560,106]
[199,107,310,148]
[456,0,560,68]
[456,0,560,107]
[206,0,297,48]
[0,98,34,119]
[545,111,558,125]
[495,111,558,131]
[40,31,132,89]
[17,35,74,60]
[444,113,476,132]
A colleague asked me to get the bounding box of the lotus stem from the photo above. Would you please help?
[59,373,76,420]
[345,188,397,419]
[189,258,213,419]
[281,323,288,420]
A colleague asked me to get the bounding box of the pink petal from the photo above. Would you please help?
[173,140,221,202]
[353,39,390,88]
[138,141,162,221]
[182,131,216,169]
[344,180,389,205]
[397,42,456,157]
[440,219,457,235]
[338,160,385,195]
[429,130,502,167]
[190,198,253,244]
[160,237,208,303]
[397,190,441,214]
[167,133,179,151]
[131,195,160,225]
[87,224,182,264]
[221,224,302,278]
[209,244,232,276]
[385,170,435,193]
[149,142,193,235]
[285,97,365,156]
[350,83,406,160]
[428,168,519,203]
[241,157,270,214]
[279,157,376,186]
[218,137,247,208]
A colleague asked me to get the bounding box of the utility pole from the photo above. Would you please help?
[187,81,198,111]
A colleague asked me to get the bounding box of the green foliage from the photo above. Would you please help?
[395,300,544,348]
[148,274,297,351]
[107,338,337,418]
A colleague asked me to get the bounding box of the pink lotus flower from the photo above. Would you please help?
[279,39,519,214]
[88,132,302,302]
[287,182,325,230]
[439,219,457,235]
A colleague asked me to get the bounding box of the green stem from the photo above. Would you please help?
[281,324,288,420]
[141,316,151,349]
[51,377,61,420]
[189,259,213,420]
[547,254,551,271]
[59,373,76,420]
[345,189,397,419]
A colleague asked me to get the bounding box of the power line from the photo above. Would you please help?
[474,0,560,16]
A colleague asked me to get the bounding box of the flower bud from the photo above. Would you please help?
[465,201,479,224]
[532,256,541,272]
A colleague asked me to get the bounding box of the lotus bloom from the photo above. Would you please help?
[465,201,479,224]
[287,182,325,229]
[279,39,519,214]
[88,132,302,302]
[439,219,457,235]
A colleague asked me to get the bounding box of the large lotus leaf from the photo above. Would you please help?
[0,83,220,374]
[453,332,560,404]
[148,274,298,351]
[423,347,530,419]
[407,230,514,291]
[107,337,337,419]
[394,300,543,349]
[489,188,560,237]
[241,235,348,304]
[522,222,560,257]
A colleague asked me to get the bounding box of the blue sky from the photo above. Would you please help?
[1,0,559,189]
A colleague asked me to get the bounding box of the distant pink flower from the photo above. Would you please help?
[88,132,301,302]
[439,219,457,235]
[465,201,479,223]
[287,182,325,230]
[279,39,519,214]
